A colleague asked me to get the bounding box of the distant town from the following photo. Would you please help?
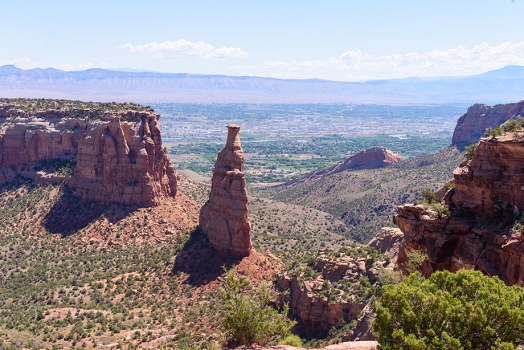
[154,103,466,183]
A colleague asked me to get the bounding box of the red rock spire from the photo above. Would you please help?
[199,124,252,257]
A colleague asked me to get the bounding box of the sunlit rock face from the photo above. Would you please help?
[199,124,252,257]
[395,132,524,286]
[0,102,176,206]
[452,101,524,150]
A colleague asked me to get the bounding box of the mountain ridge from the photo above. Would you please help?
[1,65,524,104]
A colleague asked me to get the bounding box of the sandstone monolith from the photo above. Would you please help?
[199,124,252,257]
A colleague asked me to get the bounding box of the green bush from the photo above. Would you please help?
[484,125,503,138]
[421,188,436,204]
[404,247,427,275]
[502,117,524,133]
[464,143,477,160]
[373,270,524,350]
[278,334,303,347]
[220,267,295,345]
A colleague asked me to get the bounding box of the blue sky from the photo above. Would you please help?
[2,0,524,81]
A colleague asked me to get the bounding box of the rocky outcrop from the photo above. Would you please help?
[293,147,402,184]
[451,101,524,150]
[367,227,404,260]
[277,247,389,333]
[453,132,524,215]
[395,132,524,286]
[0,100,176,206]
[199,125,252,257]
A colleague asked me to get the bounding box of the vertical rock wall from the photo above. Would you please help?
[451,101,524,150]
[0,103,176,207]
[68,114,177,206]
[199,125,252,257]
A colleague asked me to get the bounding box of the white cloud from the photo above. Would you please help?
[120,39,248,59]
[232,42,524,80]
[0,57,40,69]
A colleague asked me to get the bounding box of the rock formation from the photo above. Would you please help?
[452,100,524,150]
[453,133,524,215]
[199,125,252,257]
[0,99,176,206]
[395,132,524,286]
[276,248,388,333]
[367,227,404,260]
[293,146,402,184]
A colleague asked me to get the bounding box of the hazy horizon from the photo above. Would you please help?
[2,1,524,82]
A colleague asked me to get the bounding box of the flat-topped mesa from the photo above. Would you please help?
[0,99,176,206]
[199,124,252,257]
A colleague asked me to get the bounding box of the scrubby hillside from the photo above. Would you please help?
[261,147,461,243]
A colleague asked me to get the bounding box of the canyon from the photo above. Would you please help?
[4,96,524,348]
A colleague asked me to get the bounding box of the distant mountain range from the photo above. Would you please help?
[1,65,523,104]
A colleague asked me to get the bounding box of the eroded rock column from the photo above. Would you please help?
[199,124,252,257]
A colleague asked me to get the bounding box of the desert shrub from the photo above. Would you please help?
[464,143,477,160]
[374,270,524,350]
[511,213,524,233]
[486,125,503,138]
[377,267,403,286]
[220,267,295,345]
[432,201,450,219]
[404,247,427,275]
[481,195,517,228]
[502,117,524,133]
[278,334,303,347]
[443,180,455,191]
[421,188,436,204]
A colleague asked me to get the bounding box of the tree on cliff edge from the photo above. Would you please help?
[373,270,524,350]
[219,267,295,345]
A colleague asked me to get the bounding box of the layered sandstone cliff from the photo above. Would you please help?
[0,99,176,206]
[452,101,524,150]
[395,132,524,286]
[293,147,402,184]
[199,125,252,257]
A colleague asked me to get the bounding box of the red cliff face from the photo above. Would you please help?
[296,146,402,183]
[0,102,176,207]
[453,133,524,216]
[394,132,524,286]
[199,125,252,257]
[452,101,524,150]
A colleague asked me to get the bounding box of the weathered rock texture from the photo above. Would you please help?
[367,227,404,260]
[453,133,524,216]
[395,132,524,286]
[276,249,386,334]
[199,125,252,257]
[0,100,176,206]
[294,146,402,184]
[452,100,524,150]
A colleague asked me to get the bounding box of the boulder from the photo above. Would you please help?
[367,227,404,260]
